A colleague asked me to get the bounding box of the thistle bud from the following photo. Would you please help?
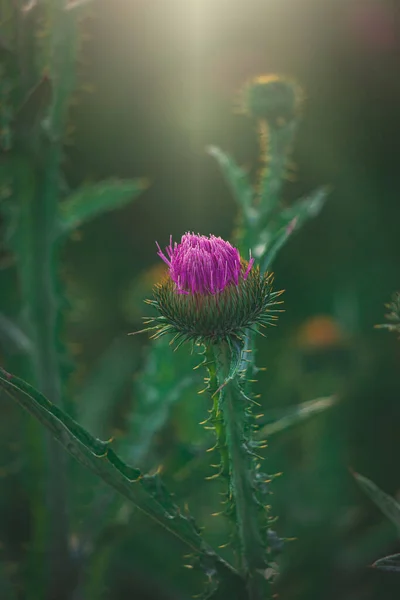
[240,74,303,126]
[142,233,282,346]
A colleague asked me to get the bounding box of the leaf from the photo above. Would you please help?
[256,396,337,439]
[354,472,400,535]
[207,146,253,212]
[375,292,400,336]
[0,367,239,585]
[56,179,149,237]
[124,336,200,465]
[260,220,295,272]
[372,554,400,572]
[175,395,338,483]
[261,186,329,271]
[279,186,329,229]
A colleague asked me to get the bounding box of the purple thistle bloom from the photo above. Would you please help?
[156,232,254,296]
[136,233,282,344]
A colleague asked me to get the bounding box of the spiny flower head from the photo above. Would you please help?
[141,233,283,347]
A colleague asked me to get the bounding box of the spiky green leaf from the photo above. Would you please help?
[261,186,329,270]
[56,179,148,237]
[279,186,329,228]
[372,554,400,572]
[256,396,337,439]
[354,472,400,535]
[376,292,400,335]
[0,367,239,586]
[207,146,253,212]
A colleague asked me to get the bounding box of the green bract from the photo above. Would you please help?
[144,265,283,346]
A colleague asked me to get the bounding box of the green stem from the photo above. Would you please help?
[35,167,72,600]
[214,343,271,600]
[37,7,78,597]
[237,119,297,267]
[204,346,229,478]
[9,153,70,599]
[257,120,297,224]
[13,3,78,593]
[13,155,70,599]
[236,121,296,407]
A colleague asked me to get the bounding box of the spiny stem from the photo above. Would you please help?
[33,165,72,600]
[42,7,78,598]
[10,150,71,599]
[256,119,297,225]
[254,119,269,207]
[15,155,71,599]
[238,117,297,261]
[204,346,229,478]
[214,342,271,600]
[20,5,78,598]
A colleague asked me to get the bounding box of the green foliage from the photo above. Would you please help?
[372,554,400,572]
[202,77,331,599]
[354,472,400,535]
[256,122,298,220]
[57,179,149,238]
[260,186,328,271]
[0,367,241,593]
[124,336,200,466]
[210,140,328,268]
[354,472,400,572]
[353,294,400,574]
[208,146,254,214]
[209,102,328,270]
[0,5,340,596]
[212,342,277,599]
[172,391,338,486]
[257,395,337,439]
[376,292,400,335]
[1,1,399,599]
[0,3,147,598]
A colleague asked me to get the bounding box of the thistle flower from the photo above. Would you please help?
[141,233,283,346]
[156,232,253,295]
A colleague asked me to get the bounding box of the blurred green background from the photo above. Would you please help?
[2,0,400,599]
